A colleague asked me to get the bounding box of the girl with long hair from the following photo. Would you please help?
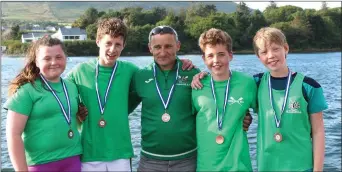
[4,36,83,171]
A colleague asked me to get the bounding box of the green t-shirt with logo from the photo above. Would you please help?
[192,71,257,171]
[131,59,200,160]
[4,79,82,166]
[256,72,328,171]
[66,59,139,162]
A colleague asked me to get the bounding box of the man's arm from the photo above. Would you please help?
[128,71,142,114]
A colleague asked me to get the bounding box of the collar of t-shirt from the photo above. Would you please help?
[270,72,298,90]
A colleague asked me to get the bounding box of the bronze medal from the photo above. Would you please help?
[68,129,74,139]
[274,132,283,142]
[216,135,224,144]
[98,118,106,128]
[162,113,171,122]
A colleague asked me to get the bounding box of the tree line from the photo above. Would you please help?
[3,2,341,56]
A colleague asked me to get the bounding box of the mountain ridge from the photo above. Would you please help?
[2,2,240,22]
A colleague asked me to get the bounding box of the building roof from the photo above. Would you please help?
[60,27,86,35]
[22,32,52,39]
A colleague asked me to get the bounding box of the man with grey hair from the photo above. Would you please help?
[130,25,200,171]
[129,25,252,171]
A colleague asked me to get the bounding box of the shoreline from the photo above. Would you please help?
[2,48,341,57]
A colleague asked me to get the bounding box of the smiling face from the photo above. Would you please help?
[96,34,125,67]
[257,41,289,74]
[203,44,232,81]
[149,33,180,70]
[35,45,66,82]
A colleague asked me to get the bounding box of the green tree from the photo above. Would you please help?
[86,23,98,40]
[72,7,99,29]
[236,2,250,15]
[10,25,20,40]
[264,5,303,24]
[321,2,328,11]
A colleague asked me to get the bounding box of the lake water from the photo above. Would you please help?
[1,52,341,171]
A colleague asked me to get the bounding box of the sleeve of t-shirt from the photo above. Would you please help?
[128,66,142,114]
[303,76,328,115]
[3,86,33,116]
[64,67,76,84]
[191,90,198,116]
[252,73,263,114]
[249,79,258,112]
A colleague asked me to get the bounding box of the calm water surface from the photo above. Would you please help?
[1,52,341,171]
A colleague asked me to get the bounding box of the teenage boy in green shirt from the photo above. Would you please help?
[66,18,139,171]
[192,28,257,171]
[253,27,327,171]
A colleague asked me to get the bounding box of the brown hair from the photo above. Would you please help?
[253,27,287,56]
[8,36,66,96]
[96,17,128,44]
[198,28,233,53]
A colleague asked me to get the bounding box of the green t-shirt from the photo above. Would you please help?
[66,59,139,162]
[4,79,82,166]
[256,72,328,171]
[192,71,257,171]
[131,59,200,160]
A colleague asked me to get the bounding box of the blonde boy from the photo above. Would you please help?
[253,27,327,171]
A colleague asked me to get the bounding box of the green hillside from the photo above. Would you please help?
[2,1,239,22]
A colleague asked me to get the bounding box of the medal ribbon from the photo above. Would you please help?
[153,62,180,111]
[210,70,232,131]
[268,69,291,128]
[95,61,118,114]
[40,74,71,125]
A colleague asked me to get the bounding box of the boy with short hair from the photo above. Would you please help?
[192,28,257,171]
[253,27,327,171]
[66,17,139,171]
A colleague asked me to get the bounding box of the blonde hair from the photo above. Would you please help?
[96,17,128,43]
[198,28,233,53]
[253,27,287,56]
[8,36,66,96]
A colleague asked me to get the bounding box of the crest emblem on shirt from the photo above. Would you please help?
[176,76,190,86]
[286,100,302,114]
[228,97,244,106]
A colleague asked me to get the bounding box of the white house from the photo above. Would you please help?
[52,27,87,41]
[46,26,56,32]
[31,26,46,32]
[21,33,51,43]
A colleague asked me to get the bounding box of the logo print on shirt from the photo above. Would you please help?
[176,76,190,86]
[145,78,154,83]
[228,97,244,106]
[286,100,302,114]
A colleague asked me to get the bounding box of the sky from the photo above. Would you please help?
[233,1,341,11]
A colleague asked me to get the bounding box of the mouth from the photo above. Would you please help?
[212,64,222,69]
[106,53,117,59]
[48,66,60,70]
[268,60,278,66]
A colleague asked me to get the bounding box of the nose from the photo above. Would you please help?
[213,55,219,63]
[266,51,274,59]
[109,45,115,52]
[50,58,57,65]
[159,47,167,56]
